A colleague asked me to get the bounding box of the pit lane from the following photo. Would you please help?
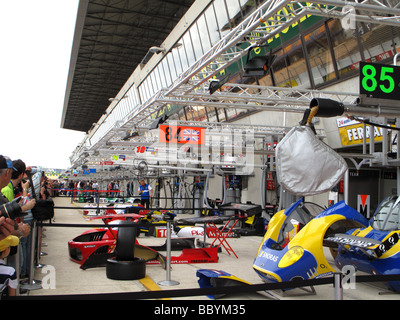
[25,197,400,300]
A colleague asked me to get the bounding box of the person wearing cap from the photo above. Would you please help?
[0,156,15,205]
[0,156,16,250]
[0,235,19,296]
[0,157,34,280]
[0,158,34,237]
[1,159,36,215]
[0,156,17,238]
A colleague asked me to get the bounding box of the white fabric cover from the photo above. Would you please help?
[276,126,347,196]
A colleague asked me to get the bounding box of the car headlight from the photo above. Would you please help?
[278,246,304,268]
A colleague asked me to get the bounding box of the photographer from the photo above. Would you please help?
[2,159,36,217]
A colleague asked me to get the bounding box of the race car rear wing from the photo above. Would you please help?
[325,233,399,258]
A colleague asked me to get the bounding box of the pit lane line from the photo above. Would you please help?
[139,275,171,300]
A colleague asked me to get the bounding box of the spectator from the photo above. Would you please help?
[0,157,33,237]
[114,180,120,199]
[40,179,50,200]
[1,159,36,214]
[0,235,20,296]
[126,180,133,197]
[0,157,17,242]
[68,180,75,197]
[92,181,99,203]
[0,159,34,281]
[92,180,99,192]
[0,156,15,206]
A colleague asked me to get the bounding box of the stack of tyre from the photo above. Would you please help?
[106,221,146,280]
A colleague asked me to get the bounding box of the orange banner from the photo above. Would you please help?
[159,125,204,145]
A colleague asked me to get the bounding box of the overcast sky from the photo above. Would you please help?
[0,0,85,169]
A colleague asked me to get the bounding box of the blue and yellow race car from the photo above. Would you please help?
[334,195,400,292]
[253,199,369,284]
[198,197,400,297]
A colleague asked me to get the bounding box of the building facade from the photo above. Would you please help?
[67,0,400,214]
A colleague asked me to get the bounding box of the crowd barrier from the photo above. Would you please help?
[53,188,195,199]
[7,258,400,300]
[54,189,202,214]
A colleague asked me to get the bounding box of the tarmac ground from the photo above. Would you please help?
[23,196,400,301]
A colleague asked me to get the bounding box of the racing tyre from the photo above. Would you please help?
[116,221,137,261]
[106,257,146,280]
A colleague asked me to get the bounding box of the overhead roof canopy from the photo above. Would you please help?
[61,0,195,133]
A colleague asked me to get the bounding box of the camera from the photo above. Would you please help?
[0,197,24,219]
[25,166,38,175]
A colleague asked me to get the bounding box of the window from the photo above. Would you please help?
[372,196,400,231]
[150,71,161,93]
[225,106,239,121]
[156,64,168,89]
[190,25,203,61]
[176,42,189,71]
[186,106,208,121]
[167,53,178,81]
[213,0,231,37]
[329,19,361,79]
[182,31,196,67]
[268,47,293,87]
[178,106,187,121]
[216,107,226,122]
[139,79,152,103]
[197,14,212,54]
[171,50,183,77]
[161,58,172,86]
[226,0,241,20]
[203,4,221,46]
[303,24,336,86]
[359,24,400,63]
[207,107,217,122]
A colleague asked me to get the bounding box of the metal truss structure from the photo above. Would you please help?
[70,0,400,171]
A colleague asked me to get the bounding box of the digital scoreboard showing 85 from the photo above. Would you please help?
[359,61,400,100]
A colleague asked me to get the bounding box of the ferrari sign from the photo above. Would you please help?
[159,125,205,145]
[337,117,385,147]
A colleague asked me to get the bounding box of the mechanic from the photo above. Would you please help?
[138,180,153,208]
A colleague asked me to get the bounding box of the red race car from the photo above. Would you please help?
[68,213,219,270]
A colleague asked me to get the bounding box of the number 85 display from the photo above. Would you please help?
[360,61,400,100]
